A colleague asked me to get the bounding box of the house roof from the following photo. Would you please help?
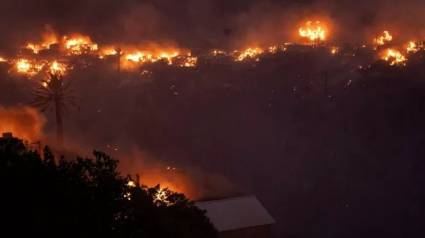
[196,195,275,232]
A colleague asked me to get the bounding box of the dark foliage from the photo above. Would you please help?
[0,136,217,238]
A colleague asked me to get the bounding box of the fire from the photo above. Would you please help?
[63,35,98,55]
[158,52,180,65]
[16,59,31,72]
[382,48,407,66]
[155,188,168,202]
[0,57,7,62]
[26,44,44,54]
[154,187,172,206]
[121,48,182,70]
[127,180,137,188]
[298,21,327,42]
[48,61,67,75]
[99,47,119,59]
[406,41,419,53]
[124,51,179,64]
[15,59,43,76]
[14,58,68,77]
[211,49,227,56]
[25,31,58,54]
[181,54,198,67]
[235,47,264,61]
[331,47,339,55]
[268,46,278,53]
[374,31,393,46]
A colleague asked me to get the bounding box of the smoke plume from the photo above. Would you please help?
[0,106,46,142]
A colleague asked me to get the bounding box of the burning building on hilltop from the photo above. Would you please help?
[196,196,275,238]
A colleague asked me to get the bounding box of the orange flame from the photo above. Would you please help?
[48,60,67,76]
[121,47,183,70]
[99,46,119,59]
[382,48,407,66]
[181,54,198,67]
[406,41,419,53]
[235,47,264,61]
[299,21,327,42]
[25,31,58,54]
[374,31,393,46]
[15,59,44,76]
[63,35,98,55]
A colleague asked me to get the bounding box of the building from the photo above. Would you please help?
[2,132,13,139]
[196,196,275,238]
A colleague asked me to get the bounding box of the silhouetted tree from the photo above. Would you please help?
[32,74,78,146]
[0,136,217,238]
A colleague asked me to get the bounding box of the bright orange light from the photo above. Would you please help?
[48,60,67,75]
[406,41,419,53]
[299,21,327,42]
[374,31,393,46]
[99,47,119,59]
[63,35,98,55]
[181,55,198,67]
[268,46,278,54]
[25,31,58,54]
[127,180,137,188]
[153,187,173,206]
[120,47,183,70]
[330,47,339,55]
[235,47,264,61]
[0,107,45,142]
[16,59,34,75]
[382,48,407,66]
[211,49,227,56]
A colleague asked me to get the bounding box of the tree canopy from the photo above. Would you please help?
[0,135,217,238]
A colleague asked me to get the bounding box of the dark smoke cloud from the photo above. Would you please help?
[0,0,424,51]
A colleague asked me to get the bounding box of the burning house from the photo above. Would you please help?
[196,196,275,238]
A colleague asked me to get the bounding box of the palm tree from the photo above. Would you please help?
[32,73,77,146]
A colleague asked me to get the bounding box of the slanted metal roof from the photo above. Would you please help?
[196,195,275,232]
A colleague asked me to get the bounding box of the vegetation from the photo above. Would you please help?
[32,73,78,145]
[0,136,217,238]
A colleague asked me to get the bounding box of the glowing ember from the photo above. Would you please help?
[0,57,8,62]
[330,47,339,55]
[181,55,198,67]
[268,46,278,53]
[63,35,98,55]
[235,47,264,61]
[299,21,327,42]
[374,31,393,46]
[127,180,136,188]
[382,49,407,66]
[406,41,419,53]
[154,187,172,206]
[211,49,227,56]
